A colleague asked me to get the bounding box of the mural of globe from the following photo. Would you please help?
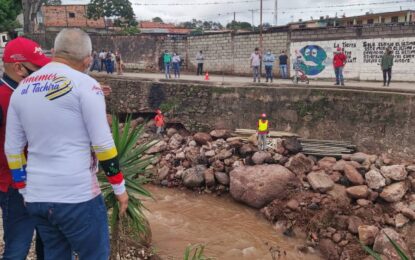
[299,45,327,76]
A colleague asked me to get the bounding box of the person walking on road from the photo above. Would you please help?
[279,51,288,79]
[250,47,261,83]
[263,49,275,83]
[333,47,347,86]
[163,50,172,79]
[5,28,128,259]
[154,109,165,137]
[0,36,49,260]
[257,113,270,151]
[172,53,181,79]
[381,47,394,87]
[196,50,204,76]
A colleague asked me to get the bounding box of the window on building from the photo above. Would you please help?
[347,21,354,26]
[367,19,374,24]
[2,35,7,43]
[357,20,362,25]
[381,18,386,23]
[391,16,399,23]
[69,12,75,18]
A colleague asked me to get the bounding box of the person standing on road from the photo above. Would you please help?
[333,47,347,86]
[172,53,181,79]
[257,113,270,151]
[250,47,261,83]
[5,28,128,259]
[381,47,394,87]
[278,50,288,79]
[263,49,275,83]
[90,50,100,72]
[196,50,204,76]
[0,36,49,260]
[115,49,123,75]
[154,109,165,137]
[163,50,172,79]
[99,49,106,72]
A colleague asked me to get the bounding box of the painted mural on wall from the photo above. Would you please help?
[290,37,415,81]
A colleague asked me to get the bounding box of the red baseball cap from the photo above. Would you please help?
[2,37,51,67]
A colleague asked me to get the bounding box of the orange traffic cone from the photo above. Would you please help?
[205,71,209,80]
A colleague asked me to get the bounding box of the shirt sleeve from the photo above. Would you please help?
[79,80,117,160]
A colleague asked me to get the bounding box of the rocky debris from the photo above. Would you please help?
[182,165,206,188]
[318,239,339,260]
[204,168,216,188]
[380,181,408,202]
[286,199,300,211]
[285,153,314,175]
[348,216,364,234]
[344,164,365,185]
[373,228,411,259]
[346,185,369,199]
[166,128,177,137]
[358,225,379,246]
[168,133,184,149]
[365,169,386,190]
[395,213,409,228]
[193,132,212,145]
[317,157,337,173]
[216,150,233,160]
[252,151,272,165]
[380,165,408,181]
[157,166,170,181]
[214,172,230,186]
[307,170,335,193]
[239,143,257,157]
[230,165,300,208]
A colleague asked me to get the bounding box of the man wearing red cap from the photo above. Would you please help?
[0,37,50,259]
[333,47,347,86]
[257,113,270,151]
[154,109,165,137]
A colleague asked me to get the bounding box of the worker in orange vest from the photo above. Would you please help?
[257,113,270,151]
[154,109,165,137]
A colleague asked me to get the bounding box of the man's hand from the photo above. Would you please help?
[116,191,129,216]
[101,85,112,97]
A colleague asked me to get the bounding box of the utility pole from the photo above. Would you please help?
[249,9,255,31]
[274,0,278,25]
[260,0,263,76]
[233,12,236,22]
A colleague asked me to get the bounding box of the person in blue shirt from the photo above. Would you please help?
[263,49,276,83]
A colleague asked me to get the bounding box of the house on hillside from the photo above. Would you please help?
[139,21,190,35]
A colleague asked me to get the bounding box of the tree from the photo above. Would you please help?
[226,21,252,30]
[0,0,22,33]
[178,19,223,30]
[152,17,163,23]
[87,0,138,28]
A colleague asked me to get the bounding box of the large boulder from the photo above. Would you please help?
[145,141,167,154]
[307,170,335,193]
[317,157,337,173]
[285,153,314,175]
[182,165,206,188]
[346,185,369,199]
[380,165,408,181]
[239,144,257,157]
[344,164,365,185]
[210,129,230,139]
[365,169,386,190]
[358,225,379,246]
[193,132,212,145]
[214,172,230,185]
[380,181,409,202]
[252,151,272,165]
[204,168,216,188]
[169,133,184,150]
[230,165,300,208]
[282,137,302,153]
[373,228,411,259]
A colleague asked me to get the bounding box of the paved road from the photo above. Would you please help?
[93,71,415,93]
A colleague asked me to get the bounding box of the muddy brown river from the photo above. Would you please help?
[143,185,323,260]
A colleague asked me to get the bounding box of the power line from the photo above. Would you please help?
[132,0,272,6]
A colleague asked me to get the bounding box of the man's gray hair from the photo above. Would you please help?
[54,28,92,61]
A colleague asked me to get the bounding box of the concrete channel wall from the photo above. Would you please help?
[98,75,415,159]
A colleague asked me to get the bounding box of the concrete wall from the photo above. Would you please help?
[290,37,415,81]
[98,75,415,159]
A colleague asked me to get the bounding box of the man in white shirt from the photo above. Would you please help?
[250,47,261,83]
[5,28,128,259]
[196,50,204,76]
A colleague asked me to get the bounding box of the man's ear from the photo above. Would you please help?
[83,56,92,69]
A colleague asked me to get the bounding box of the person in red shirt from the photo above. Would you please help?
[333,47,347,86]
[0,37,50,259]
[154,109,165,137]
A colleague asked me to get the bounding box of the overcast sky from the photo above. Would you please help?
[63,0,415,26]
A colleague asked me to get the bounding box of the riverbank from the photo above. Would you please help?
[143,124,415,260]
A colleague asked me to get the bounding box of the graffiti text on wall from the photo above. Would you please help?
[363,41,415,64]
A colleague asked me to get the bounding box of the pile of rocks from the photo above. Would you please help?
[148,128,415,259]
